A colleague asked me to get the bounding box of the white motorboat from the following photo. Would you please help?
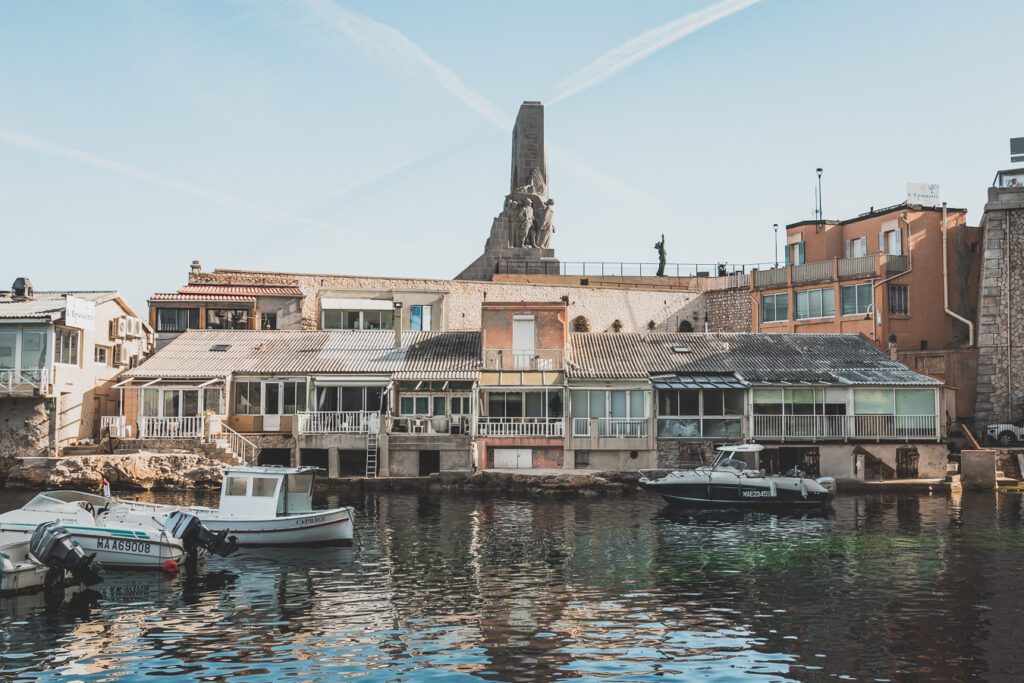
[0,491,237,569]
[130,466,354,546]
[640,444,835,509]
[0,522,103,595]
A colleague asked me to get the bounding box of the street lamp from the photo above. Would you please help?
[816,168,823,228]
[773,223,779,268]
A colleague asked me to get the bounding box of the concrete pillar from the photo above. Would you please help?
[961,449,997,490]
[328,447,340,479]
[378,438,389,477]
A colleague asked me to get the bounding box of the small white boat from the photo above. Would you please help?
[0,522,103,595]
[135,466,354,546]
[0,491,237,569]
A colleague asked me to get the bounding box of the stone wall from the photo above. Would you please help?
[656,439,714,468]
[704,287,753,332]
[975,189,1024,422]
[191,269,702,335]
[0,397,50,458]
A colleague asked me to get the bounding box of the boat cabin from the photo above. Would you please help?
[219,466,317,518]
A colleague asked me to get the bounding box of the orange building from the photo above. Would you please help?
[751,202,983,419]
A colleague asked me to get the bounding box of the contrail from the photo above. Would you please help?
[0,126,337,231]
[550,0,762,104]
[293,0,510,129]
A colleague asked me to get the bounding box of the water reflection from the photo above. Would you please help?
[1,490,1024,680]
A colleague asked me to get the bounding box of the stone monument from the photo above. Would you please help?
[456,101,560,280]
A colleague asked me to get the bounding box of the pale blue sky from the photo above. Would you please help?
[2,0,1021,313]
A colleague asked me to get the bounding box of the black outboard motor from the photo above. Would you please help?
[165,511,238,558]
[29,522,103,587]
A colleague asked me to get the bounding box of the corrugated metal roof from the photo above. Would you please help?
[568,333,941,386]
[0,291,118,320]
[149,293,257,302]
[176,285,303,297]
[126,329,481,379]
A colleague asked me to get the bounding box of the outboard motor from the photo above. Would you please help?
[29,522,103,587]
[165,511,238,558]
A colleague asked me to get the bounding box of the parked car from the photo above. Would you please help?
[986,422,1024,447]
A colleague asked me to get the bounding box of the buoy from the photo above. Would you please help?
[162,559,179,574]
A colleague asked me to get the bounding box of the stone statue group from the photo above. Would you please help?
[504,184,555,249]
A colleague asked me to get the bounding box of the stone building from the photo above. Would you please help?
[0,278,150,457]
[974,169,1024,423]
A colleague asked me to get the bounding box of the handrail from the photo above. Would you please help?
[140,415,205,439]
[209,423,260,465]
[0,368,48,393]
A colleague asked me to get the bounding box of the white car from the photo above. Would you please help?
[987,422,1024,447]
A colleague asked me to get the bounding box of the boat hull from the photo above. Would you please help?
[197,507,354,546]
[0,521,185,569]
[641,480,832,509]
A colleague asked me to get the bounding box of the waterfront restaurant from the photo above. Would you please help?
[117,327,481,477]
[566,332,950,480]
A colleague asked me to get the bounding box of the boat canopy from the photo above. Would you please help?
[219,466,316,517]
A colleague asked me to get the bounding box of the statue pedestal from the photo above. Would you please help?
[456,214,559,280]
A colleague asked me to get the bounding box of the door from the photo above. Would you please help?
[419,450,441,476]
[264,382,281,431]
[512,315,535,369]
[494,448,532,469]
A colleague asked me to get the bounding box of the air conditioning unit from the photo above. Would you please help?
[117,317,128,339]
[133,318,143,337]
[112,343,128,367]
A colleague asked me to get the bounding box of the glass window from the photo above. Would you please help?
[345,311,361,330]
[629,391,645,418]
[315,386,338,412]
[225,477,249,496]
[854,389,895,415]
[156,308,199,333]
[322,310,343,330]
[432,396,445,416]
[488,392,506,418]
[94,346,109,365]
[55,328,80,365]
[609,391,627,418]
[525,392,545,417]
[795,288,835,320]
[143,388,160,416]
[234,382,261,415]
[841,284,873,315]
[182,390,200,416]
[264,382,280,415]
[163,390,180,417]
[260,312,277,330]
[571,390,588,418]
[752,388,784,415]
[287,473,313,494]
[889,285,909,315]
[282,381,305,414]
[548,391,563,418]
[204,388,223,415]
[0,331,14,368]
[252,477,278,497]
[588,391,606,419]
[657,418,701,438]
[450,396,470,415]
[896,389,934,416]
[207,309,249,330]
[367,387,384,413]
[415,396,429,414]
[21,330,47,369]
[505,392,522,418]
[724,391,745,416]
[400,396,414,414]
[410,305,433,331]
[762,293,788,323]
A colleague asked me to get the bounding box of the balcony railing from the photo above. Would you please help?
[755,267,788,288]
[100,416,131,438]
[885,254,910,275]
[572,417,591,437]
[0,368,48,394]
[792,260,833,283]
[483,349,563,371]
[391,415,472,436]
[477,417,564,437]
[296,411,379,435]
[838,255,877,279]
[140,416,205,439]
[751,414,938,441]
[598,417,648,438]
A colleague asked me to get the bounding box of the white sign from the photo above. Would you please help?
[907,182,940,207]
[64,295,96,331]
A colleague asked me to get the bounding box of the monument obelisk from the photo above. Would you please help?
[456,101,559,280]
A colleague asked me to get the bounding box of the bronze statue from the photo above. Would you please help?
[655,234,667,276]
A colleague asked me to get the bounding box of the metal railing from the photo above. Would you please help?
[0,368,48,393]
[100,416,131,438]
[572,417,591,437]
[792,260,833,283]
[483,349,563,371]
[140,416,206,439]
[495,260,772,278]
[754,267,788,288]
[598,417,648,438]
[885,254,910,275]
[751,414,938,441]
[476,417,564,437]
[391,415,471,436]
[208,423,260,464]
[838,255,877,278]
[296,411,379,434]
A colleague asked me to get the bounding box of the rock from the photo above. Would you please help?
[1,452,225,492]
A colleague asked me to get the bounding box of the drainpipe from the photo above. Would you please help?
[393,302,403,348]
[871,212,914,346]
[941,202,975,346]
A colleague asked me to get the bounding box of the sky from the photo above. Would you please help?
[2,0,1022,313]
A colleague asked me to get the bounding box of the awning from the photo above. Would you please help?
[312,375,391,387]
[320,297,393,311]
[651,374,747,390]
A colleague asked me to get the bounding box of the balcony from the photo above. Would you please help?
[572,417,648,438]
[838,255,877,279]
[391,415,472,436]
[754,267,788,289]
[477,417,564,438]
[483,349,563,371]
[101,415,131,438]
[0,368,48,395]
[140,416,205,439]
[792,260,832,284]
[751,414,938,441]
[296,411,379,435]
[885,254,910,275]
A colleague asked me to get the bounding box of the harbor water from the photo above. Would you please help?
[2,489,1023,681]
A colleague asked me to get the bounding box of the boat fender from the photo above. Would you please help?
[769,480,777,497]
[799,479,807,499]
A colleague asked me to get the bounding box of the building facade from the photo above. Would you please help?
[0,279,150,457]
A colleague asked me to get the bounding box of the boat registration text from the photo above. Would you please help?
[96,538,153,554]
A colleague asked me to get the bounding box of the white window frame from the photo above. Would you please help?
[794,288,836,321]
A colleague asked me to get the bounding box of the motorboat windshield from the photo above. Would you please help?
[23,491,110,512]
[712,444,764,471]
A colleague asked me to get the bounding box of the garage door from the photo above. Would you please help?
[494,448,532,469]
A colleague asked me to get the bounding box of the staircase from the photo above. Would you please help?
[366,416,379,477]
[207,424,261,465]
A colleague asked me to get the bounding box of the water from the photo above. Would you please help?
[2,489,1024,682]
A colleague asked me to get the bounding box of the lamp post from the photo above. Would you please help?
[773,223,779,268]
[816,168,823,228]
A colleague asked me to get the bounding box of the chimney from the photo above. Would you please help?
[11,277,33,300]
[393,301,404,348]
